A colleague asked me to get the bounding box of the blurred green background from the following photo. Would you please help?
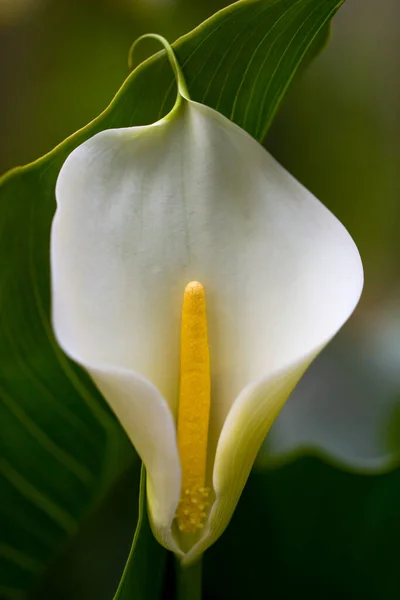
[1,0,400,597]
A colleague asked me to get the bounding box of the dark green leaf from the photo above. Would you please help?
[113,466,167,600]
[206,459,400,599]
[0,0,345,596]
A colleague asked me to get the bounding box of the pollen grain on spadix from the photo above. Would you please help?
[176,281,211,534]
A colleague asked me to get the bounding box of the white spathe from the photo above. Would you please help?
[51,92,363,563]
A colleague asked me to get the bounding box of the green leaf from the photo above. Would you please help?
[0,164,135,598]
[113,466,167,600]
[0,0,345,596]
[206,459,400,599]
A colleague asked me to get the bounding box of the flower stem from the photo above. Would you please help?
[128,34,190,100]
[176,557,203,600]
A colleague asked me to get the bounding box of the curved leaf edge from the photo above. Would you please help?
[0,0,344,187]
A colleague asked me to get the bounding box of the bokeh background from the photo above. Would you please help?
[1,0,400,598]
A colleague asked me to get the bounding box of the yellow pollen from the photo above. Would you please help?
[176,281,211,534]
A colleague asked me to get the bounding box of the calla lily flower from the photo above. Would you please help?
[50,37,363,564]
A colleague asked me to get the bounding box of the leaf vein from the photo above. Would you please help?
[0,459,77,534]
[1,386,94,486]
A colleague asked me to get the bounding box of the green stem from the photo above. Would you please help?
[176,557,203,600]
[128,33,190,100]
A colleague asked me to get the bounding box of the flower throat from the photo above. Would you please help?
[176,281,211,533]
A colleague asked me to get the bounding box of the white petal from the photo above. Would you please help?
[51,98,363,559]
